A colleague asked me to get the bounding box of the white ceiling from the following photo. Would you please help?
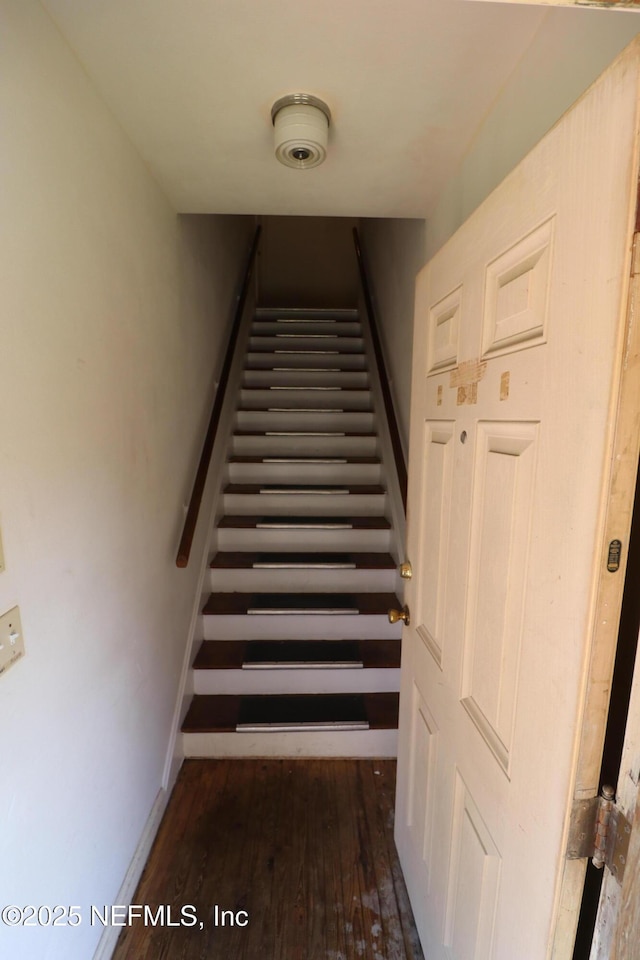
[40,0,554,217]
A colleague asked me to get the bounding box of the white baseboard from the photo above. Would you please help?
[91,785,172,960]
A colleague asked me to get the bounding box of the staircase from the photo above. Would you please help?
[181,307,404,757]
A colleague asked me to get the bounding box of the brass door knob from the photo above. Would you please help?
[388,605,410,626]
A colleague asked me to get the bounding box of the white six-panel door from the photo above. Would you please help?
[395,42,640,960]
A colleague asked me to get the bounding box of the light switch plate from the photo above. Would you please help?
[0,606,25,676]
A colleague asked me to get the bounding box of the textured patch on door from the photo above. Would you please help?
[450,359,486,405]
[450,358,487,388]
[437,384,443,406]
[500,371,510,401]
[457,384,478,405]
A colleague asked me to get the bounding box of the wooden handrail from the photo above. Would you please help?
[176,225,262,567]
[352,227,408,511]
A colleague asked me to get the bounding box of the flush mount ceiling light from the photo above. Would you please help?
[271,94,331,169]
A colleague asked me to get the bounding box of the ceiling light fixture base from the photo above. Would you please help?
[271,93,331,169]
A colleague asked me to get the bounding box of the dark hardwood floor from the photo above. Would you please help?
[112,759,424,960]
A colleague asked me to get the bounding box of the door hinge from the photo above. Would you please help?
[566,785,632,884]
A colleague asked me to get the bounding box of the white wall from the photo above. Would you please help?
[357,219,427,458]
[359,11,639,450]
[0,3,253,958]
[426,7,640,259]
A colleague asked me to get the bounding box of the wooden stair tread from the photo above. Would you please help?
[249,348,366,355]
[228,455,380,464]
[193,639,401,670]
[250,334,362,340]
[252,325,360,331]
[241,385,366,391]
[239,405,373,412]
[251,337,363,345]
[237,409,372,416]
[182,692,399,732]
[254,308,359,320]
[224,483,385,494]
[202,591,400,615]
[217,515,391,529]
[234,430,376,437]
[210,551,395,569]
[243,365,363,371]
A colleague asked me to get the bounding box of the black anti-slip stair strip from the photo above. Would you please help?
[181,692,399,732]
[193,639,401,670]
[210,551,396,569]
[254,308,359,320]
[202,592,401,616]
[238,694,366,725]
[217,515,391,529]
[242,640,361,665]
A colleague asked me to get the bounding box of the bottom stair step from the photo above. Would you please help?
[182,692,399,733]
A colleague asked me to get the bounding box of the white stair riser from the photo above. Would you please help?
[243,370,370,389]
[236,411,374,432]
[193,667,401,696]
[231,435,378,457]
[247,353,367,371]
[252,321,362,337]
[227,462,381,484]
[215,528,392,551]
[249,336,364,353]
[254,308,359,321]
[183,729,397,758]
[240,389,372,411]
[208,567,395,593]
[203,613,402,641]
[223,492,387,516]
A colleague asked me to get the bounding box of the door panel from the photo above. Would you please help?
[395,42,640,960]
[445,770,501,960]
[461,420,538,775]
[414,420,455,668]
[482,217,553,358]
[406,683,438,884]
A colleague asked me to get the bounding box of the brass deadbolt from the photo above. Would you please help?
[399,562,412,580]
